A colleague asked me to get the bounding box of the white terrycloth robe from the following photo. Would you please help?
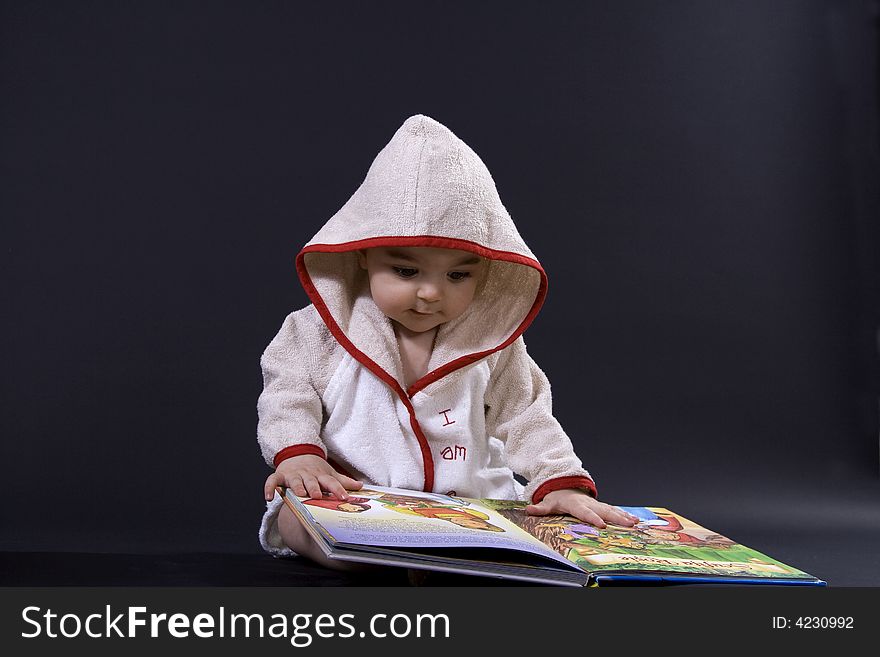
[258,114,596,556]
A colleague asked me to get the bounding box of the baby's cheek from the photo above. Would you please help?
[449,288,478,317]
[371,286,405,315]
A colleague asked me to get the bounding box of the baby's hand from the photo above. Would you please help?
[263,454,363,502]
[525,488,639,529]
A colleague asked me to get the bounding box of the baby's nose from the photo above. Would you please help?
[416,282,441,302]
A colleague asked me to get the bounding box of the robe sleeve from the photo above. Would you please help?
[485,337,597,503]
[257,309,328,468]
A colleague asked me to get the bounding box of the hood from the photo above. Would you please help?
[296,114,547,396]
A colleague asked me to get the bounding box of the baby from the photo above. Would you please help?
[257,115,636,567]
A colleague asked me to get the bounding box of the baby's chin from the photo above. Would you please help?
[392,313,446,334]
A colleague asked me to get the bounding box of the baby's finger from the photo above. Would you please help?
[570,504,607,529]
[300,474,323,500]
[263,473,281,501]
[287,474,308,498]
[317,474,349,500]
[604,506,638,527]
[525,501,553,516]
[620,508,640,524]
[336,474,364,491]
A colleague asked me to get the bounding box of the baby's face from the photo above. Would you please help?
[358,246,485,334]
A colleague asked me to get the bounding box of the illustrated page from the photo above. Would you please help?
[479,501,814,580]
[289,485,572,566]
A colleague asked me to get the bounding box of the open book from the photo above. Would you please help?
[279,485,825,586]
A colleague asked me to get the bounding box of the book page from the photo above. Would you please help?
[479,501,815,580]
[289,486,572,566]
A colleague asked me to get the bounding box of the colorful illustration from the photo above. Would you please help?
[302,494,372,513]
[358,488,467,508]
[359,488,504,532]
[485,502,810,580]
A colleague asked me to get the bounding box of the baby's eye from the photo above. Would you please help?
[392,266,418,278]
[448,271,471,281]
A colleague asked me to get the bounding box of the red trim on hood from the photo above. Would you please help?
[273,444,326,468]
[296,236,548,493]
[532,476,598,504]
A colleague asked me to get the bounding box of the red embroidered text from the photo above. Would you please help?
[441,445,467,461]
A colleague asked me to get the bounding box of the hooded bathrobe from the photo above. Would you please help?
[258,115,596,556]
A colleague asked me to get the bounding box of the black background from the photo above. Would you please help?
[2,1,879,584]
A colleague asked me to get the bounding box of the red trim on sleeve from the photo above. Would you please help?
[532,476,598,504]
[295,236,548,494]
[273,444,326,468]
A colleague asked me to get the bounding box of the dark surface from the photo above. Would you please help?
[0,552,410,587]
[0,552,546,587]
